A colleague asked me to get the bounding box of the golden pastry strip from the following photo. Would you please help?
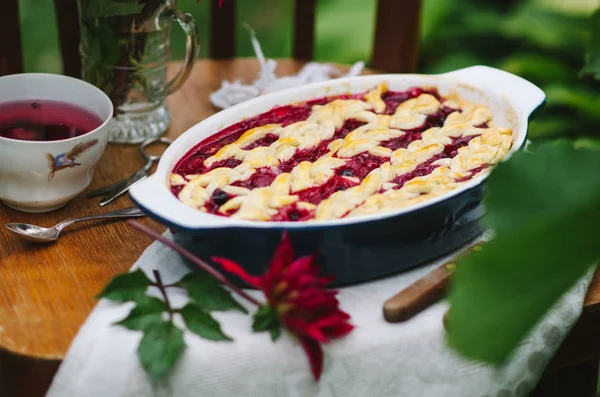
[171,84,513,221]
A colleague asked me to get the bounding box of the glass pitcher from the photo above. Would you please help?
[78,0,199,144]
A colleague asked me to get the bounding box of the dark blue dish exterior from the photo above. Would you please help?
[141,183,485,287]
[131,70,545,288]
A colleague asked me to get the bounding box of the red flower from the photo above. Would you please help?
[212,232,354,381]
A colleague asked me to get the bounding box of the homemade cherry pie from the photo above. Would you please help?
[170,83,513,222]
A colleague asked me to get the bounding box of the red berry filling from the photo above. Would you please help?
[271,203,314,222]
[455,164,489,183]
[172,87,489,221]
[335,153,388,180]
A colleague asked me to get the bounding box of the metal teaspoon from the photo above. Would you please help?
[5,206,146,244]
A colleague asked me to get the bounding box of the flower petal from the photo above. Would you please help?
[314,312,355,338]
[326,322,355,338]
[299,337,324,381]
[268,231,296,276]
[211,257,261,287]
[305,325,329,343]
[287,255,317,276]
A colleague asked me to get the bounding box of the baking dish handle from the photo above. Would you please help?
[129,174,241,230]
[441,65,546,118]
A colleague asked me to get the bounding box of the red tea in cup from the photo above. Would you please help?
[0,100,103,142]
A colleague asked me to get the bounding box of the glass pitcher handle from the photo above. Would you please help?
[161,10,200,97]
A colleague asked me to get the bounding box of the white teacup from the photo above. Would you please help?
[0,74,113,213]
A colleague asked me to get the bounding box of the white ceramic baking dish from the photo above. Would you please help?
[129,65,545,285]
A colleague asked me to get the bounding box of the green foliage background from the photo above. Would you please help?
[20,0,599,146]
[20,0,599,144]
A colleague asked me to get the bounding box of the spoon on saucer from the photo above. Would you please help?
[5,206,146,244]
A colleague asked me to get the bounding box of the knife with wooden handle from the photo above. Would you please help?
[383,243,485,323]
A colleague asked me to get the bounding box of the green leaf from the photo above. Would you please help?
[527,116,578,140]
[543,85,600,121]
[314,0,376,65]
[574,137,600,151]
[115,296,168,331]
[80,0,145,18]
[482,142,600,234]
[179,273,247,313]
[582,52,600,80]
[500,54,574,84]
[180,304,232,341]
[97,269,152,303]
[463,8,511,36]
[422,3,502,41]
[138,321,185,382]
[581,9,600,80]
[421,0,454,41]
[423,53,484,75]
[501,2,588,52]
[448,143,600,365]
[252,305,281,342]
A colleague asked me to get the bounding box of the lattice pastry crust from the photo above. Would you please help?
[171,83,513,222]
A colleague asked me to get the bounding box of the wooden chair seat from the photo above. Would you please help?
[1,2,600,397]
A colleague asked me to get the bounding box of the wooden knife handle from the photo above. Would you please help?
[383,243,485,323]
[383,263,453,322]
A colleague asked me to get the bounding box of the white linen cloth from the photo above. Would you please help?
[47,230,593,397]
[209,26,364,109]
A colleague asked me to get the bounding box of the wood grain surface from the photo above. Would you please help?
[293,0,317,61]
[383,244,487,323]
[52,0,82,78]
[0,0,23,76]
[0,59,310,361]
[205,0,422,73]
[372,0,422,72]
[0,59,599,385]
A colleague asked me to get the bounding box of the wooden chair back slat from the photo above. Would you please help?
[372,0,422,73]
[208,0,422,72]
[293,0,317,61]
[53,0,82,78]
[0,0,24,76]
[210,0,237,59]
[2,0,423,77]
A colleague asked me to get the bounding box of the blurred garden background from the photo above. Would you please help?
[18,0,599,144]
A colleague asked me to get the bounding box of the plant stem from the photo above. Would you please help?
[153,270,174,321]
[129,221,262,306]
